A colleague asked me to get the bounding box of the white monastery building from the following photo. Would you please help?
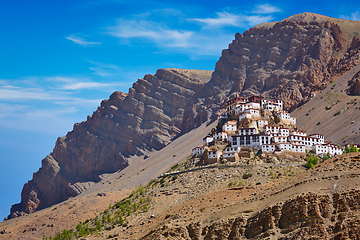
[239,109,260,121]
[257,119,269,128]
[194,95,345,162]
[222,120,237,132]
[192,146,208,157]
[203,135,214,146]
[214,132,228,141]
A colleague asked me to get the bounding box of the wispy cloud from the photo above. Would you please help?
[106,7,278,56]
[0,77,112,134]
[65,35,102,47]
[48,76,117,90]
[0,102,81,134]
[0,85,65,101]
[62,82,115,90]
[188,11,275,29]
[107,19,193,48]
[188,12,244,28]
[88,61,120,77]
[252,4,282,14]
[244,15,275,26]
[340,11,360,21]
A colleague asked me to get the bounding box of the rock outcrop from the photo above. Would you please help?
[7,69,213,219]
[142,189,360,239]
[347,70,360,95]
[140,153,360,239]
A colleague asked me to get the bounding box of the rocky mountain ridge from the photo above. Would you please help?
[181,13,360,133]
[7,69,213,219]
[7,12,360,220]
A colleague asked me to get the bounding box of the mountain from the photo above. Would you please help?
[6,69,213,219]
[6,12,360,220]
[181,13,360,133]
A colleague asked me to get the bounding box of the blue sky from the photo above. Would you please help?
[0,0,359,220]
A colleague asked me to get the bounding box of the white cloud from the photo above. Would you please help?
[65,35,102,47]
[340,11,360,21]
[89,67,111,77]
[106,13,270,56]
[252,4,282,14]
[0,102,81,134]
[188,11,275,29]
[107,19,193,48]
[0,81,106,135]
[244,15,275,26]
[105,6,279,56]
[188,12,244,28]
[62,82,115,90]
[0,80,8,85]
[0,75,121,137]
[54,98,102,107]
[0,85,66,101]
[48,76,117,90]
[88,61,120,77]
[48,76,80,84]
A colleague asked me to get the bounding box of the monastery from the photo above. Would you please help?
[192,95,344,164]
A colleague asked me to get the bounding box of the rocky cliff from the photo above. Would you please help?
[7,69,213,219]
[142,190,360,239]
[181,13,360,133]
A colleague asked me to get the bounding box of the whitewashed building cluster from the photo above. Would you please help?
[192,95,343,163]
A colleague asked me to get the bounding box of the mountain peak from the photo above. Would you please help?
[284,12,339,23]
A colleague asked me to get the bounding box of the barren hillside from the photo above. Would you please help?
[292,63,360,145]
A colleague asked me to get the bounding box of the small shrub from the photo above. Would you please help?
[140,186,144,195]
[243,173,252,179]
[170,163,179,171]
[306,153,319,169]
[334,111,340,116]
[345,144,359,153]
[316,122,321,125]
[323,152,331,161]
